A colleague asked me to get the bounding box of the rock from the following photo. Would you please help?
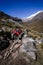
[19,37,37,61]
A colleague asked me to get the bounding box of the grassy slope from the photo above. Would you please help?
[23,20,43,32]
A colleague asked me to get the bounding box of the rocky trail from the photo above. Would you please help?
[0,39,22,65]
[0,36,43,65]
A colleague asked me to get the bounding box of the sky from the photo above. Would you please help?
[0,0,43,18]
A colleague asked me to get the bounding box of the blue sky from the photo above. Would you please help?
[0,0,43,18]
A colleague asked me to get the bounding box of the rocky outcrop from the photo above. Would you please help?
[19,37,37,60]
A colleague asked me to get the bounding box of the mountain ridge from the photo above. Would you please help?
[27,11,43,20]
[0,11,23,28]
[0,11,43,32]
[0,11,22,22]
[23,11,43,32]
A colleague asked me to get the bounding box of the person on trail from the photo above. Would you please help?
[11,29,22,40]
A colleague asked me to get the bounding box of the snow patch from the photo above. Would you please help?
[26,10,43,20]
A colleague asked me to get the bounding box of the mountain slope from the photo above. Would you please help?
[0,11,23,28]
[23,11,43,32]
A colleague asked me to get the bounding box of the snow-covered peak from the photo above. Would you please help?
[26,10,43,20]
